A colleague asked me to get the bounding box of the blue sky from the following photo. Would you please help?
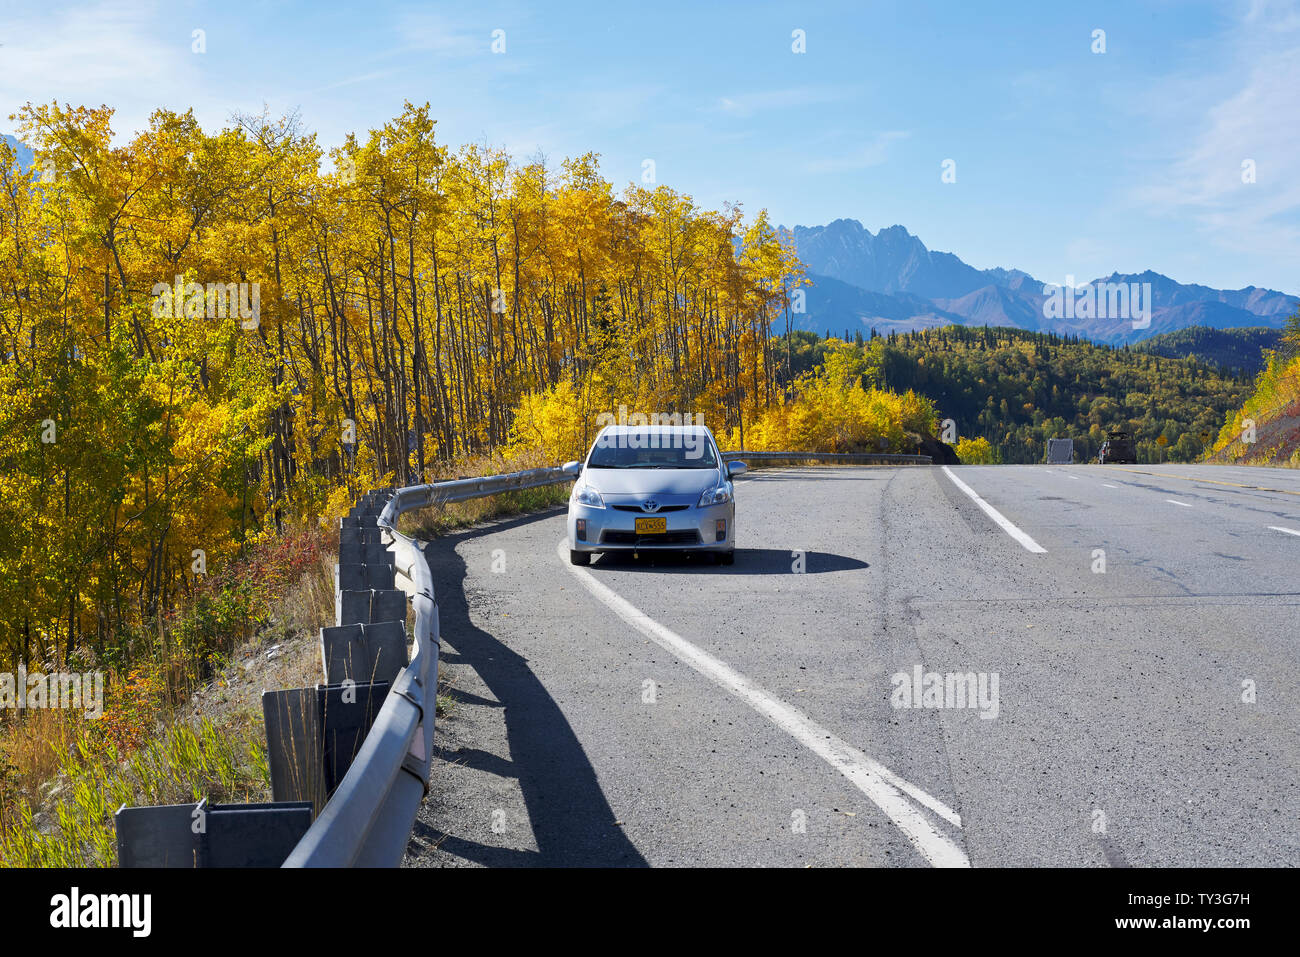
[2,0,1297,293]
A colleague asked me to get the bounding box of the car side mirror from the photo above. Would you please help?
[727,460,747,477]
[561,460,582,477]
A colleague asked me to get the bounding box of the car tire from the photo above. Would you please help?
[570,549,591,566]
[718,550,735,565]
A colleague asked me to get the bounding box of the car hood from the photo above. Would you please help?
[582,468,721,499]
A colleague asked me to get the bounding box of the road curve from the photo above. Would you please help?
[404,464,1300,867]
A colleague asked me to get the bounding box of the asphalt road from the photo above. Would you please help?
[404,463,1300,867]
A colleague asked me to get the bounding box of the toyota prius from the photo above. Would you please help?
[563,425,746,565]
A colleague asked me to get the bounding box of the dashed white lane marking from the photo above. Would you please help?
[1102,484,1120,489]
[1067,475,1080,481]
[556,539,970,868]
[941,466,1047,553]
[1166,499,1193,508]
[1268,525,1300,537]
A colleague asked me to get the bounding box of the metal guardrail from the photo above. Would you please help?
[281,449,931,866]
[379,466,574,518]
[282,468,573,867]
[280,508,432,867]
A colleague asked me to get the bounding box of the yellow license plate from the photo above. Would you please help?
[634,517,667,535]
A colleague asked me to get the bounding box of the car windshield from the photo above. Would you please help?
[587,432,718,469]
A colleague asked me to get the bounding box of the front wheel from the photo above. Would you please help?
[718,550,735,566]
[570,549,591,566]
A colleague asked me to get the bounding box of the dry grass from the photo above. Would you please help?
[0,710,81,818]
[0,527,335,867]
[0,713,270,867]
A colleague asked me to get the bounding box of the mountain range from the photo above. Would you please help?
[782,219,1298,345]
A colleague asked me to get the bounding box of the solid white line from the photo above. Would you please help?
[1268,525,1300,537]
[941,466,1047,553]
[556,539,970,868]
[1166,499,1192,508]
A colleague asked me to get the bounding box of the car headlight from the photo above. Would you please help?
[574,484,605,508]
[698,484,732,507]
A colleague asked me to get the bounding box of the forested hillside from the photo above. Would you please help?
[1133,326,1284,375]
[1206,311,1300,467]
[0,101,824,676]
[781,326,1252,464]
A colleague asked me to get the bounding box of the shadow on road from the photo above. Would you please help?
[590,547,868,575]
[414,507,648,867]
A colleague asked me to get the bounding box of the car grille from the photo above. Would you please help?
[602,530,701,545]
[611,504,689,513]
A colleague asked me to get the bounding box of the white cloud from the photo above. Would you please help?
[0,0,237,144]
[1132,1,1300,264]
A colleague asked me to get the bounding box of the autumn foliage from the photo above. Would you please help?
[729,339,938,453]
[0,100,938,679]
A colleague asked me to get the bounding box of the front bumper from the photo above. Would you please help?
[568,500,735,552]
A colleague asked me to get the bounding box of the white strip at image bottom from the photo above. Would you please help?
[557,539,970,868]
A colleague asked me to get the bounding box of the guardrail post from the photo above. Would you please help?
[115,799,314,867]
[261,687,327,812]
[262,680,391,810]
[321,621,408,686]
[337,588,407,627]
[317,680,390,796]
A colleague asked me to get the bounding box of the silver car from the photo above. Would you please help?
[563,425,746,566]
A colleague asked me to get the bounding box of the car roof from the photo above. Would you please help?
[598,424,712,434]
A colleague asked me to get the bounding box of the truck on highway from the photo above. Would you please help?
[1097,430,1137,464]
